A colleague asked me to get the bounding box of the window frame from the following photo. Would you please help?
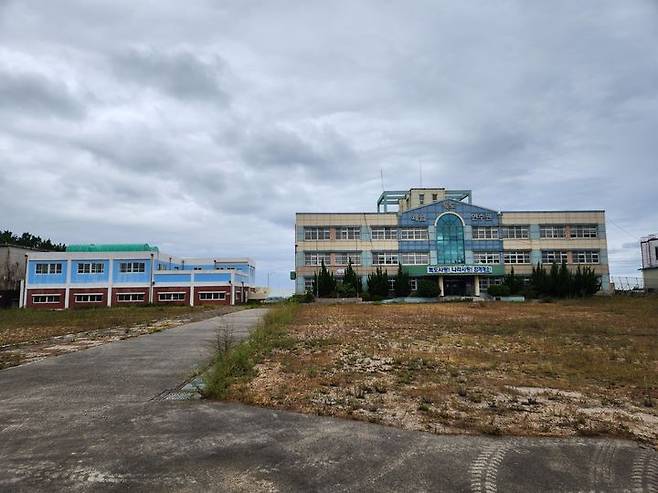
[570,224,598,239]
[371,227,398,240]
[198,291,226,301]
[473,252,501,264]
[303,252,331,266]
[372,251,399,265]
[541,250,569,264]
[334,252,361,266]
[35,263,62,275]
[303,227,330,241]
[158,292,186,302]
[337,226,361,240]
[472,227,499,240]
[539,225,566,239]
[77,262,104,274]
[503,250,531,264]
[119,262,146,273]
[399,228,429,241]
[117,293,145,302]
[74,293,103,303]
[400,252,429,265]
[573,250,600,264]
[499,225,529,239]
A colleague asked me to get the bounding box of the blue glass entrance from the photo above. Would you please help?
[436,213,465,264]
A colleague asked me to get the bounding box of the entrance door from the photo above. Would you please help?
[443,278,466,296]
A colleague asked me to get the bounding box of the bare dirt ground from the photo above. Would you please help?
[228,297,658,446]
[0,305,242,369]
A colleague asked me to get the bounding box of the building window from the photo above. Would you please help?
[473,252,500,264]
[410,279,418,291]
[432,193,438,202]
[400,252,429,265]
[570,224,598,238]
[371,227,398,240]
[334,252,361,266]
[372,251,399,265]
[472,227,498,240]
[304,252,331,266]
[540,225,566,239]
[304,227,330,240]
[304,278,315,292]
[541,250,569,264]
[499,225,530,239]
[399,228,429,240]
[387,278,396,290]
[32,294,61,303]
[479,277,503,290]
[35,263,62,275]
[119,262,146,273]
[199,292,226,300]
[117,293,145,302]
[77,263,104,274]
[74,294,103,303]
[573,250,600,264]
[436,213,465,264]
[158,292,185,302]
[419,194,425,205]
[337,227,361,240]
[504,251,531,264]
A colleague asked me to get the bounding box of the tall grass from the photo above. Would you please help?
[203,303,298,399]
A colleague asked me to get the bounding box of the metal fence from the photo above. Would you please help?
[610,276,644,292]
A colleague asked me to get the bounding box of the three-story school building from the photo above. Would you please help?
[295,187,610,296]
[21,244,255,309]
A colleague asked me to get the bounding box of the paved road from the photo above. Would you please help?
[1,308,656,492]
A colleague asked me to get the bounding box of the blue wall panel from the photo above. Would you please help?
[28,260,67,285]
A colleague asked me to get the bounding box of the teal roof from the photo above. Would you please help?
[66,243,158,253]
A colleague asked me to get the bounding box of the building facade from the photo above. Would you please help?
[640,234,658,292]
[1,244,46,308]
[295,188,610,296]
[21,244,256,309]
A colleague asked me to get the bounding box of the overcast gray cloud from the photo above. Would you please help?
[0,0,657,294]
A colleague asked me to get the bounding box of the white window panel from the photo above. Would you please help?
[35,263,62,275]
[158,292,186,301]
[399,228,429,240]
[117,293,145,302]
[334,252,361,266]
[540,225,566,239]
[304,278,315,292]
[504,251,531,264]
[472,227,498,240]
[573,250,600,264]
[570,224,598,238]
[400,252,429,265]
[371,227,398,240]
[304,252,331,266]
[119,262,146,273]
[77,263,104,274]
[500,226,529,239]
[32,295,60,303]
[410,279,418,291]
[74,294,103,303]
[372,252,399,265]
[541,250,569,264]
[473,252,500,264]
[304,227,330,240]
[199,292,226,300]
[337,227,361,240]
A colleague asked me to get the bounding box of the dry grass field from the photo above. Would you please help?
[228,297,658,445]
[0,305,240,369]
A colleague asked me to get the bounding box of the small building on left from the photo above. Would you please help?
[20,243,256,309]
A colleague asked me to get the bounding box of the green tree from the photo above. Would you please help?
[557,261,571,298]
[343,260,361,295]
[394,265,411,297]
[503,266,523,295]
[314,259,336,297]
[417,279,440,298]
[367,267,389,298]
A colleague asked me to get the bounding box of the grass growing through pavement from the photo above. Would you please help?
[0,305,233,346]
[203,303,297,399]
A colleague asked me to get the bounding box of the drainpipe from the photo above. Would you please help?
[22,254,28,308]
[149,253,155,304]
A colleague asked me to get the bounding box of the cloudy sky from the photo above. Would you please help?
[1,1,656,294]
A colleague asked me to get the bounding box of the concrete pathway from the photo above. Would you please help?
[1,308,656,492]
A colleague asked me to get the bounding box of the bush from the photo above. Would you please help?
[367,267,390,298]
[394,265,411,297]
[361,292,385,302]
[487,284,511,297]
[417,279,440,298]
[336,282,357,298]
[290,292,314,303]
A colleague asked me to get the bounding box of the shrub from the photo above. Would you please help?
[394,265,411,297]
[417,279,440,298]
[487,284,511,297]
[290,292,314,303]
[367,267,390,298]
[336,282,357,298]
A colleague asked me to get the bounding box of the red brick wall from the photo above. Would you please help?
[112,287,149,306]
[69,288,108,309]
[26,288,66,309]
[195,286,231,305]
[153,287,190,306]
